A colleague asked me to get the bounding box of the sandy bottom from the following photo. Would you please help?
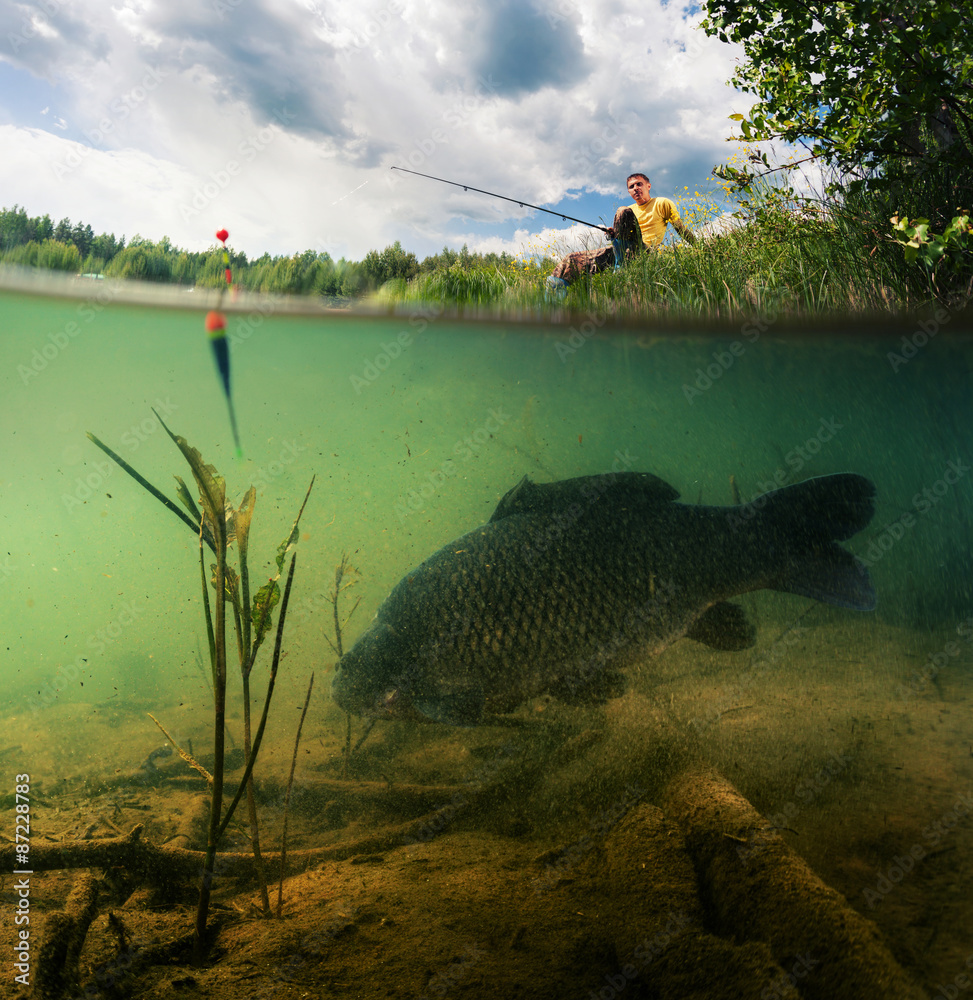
[2,609,971,999]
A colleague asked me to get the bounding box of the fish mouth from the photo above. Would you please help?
[366,686,417,720]
[331,671,420,721]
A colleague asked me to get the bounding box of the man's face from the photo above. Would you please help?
[627,176,651,205]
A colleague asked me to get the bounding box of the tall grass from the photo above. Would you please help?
[376,167,972,320]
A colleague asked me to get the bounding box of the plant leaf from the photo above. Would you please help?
[154,410,226,550]
[251,578,281,647]
[231,487,257,563]
[274,476,315,574]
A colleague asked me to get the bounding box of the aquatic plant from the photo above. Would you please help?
[87,417,313,959]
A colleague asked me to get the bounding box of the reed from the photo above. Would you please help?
[87,419,313,959]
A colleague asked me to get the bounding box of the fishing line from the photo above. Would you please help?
[390,166,611,233]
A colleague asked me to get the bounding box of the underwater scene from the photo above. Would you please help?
[1,273,972,1000]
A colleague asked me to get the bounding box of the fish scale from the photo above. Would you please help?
[332,471,877,726]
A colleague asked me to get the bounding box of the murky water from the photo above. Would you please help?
[1,271,971,999]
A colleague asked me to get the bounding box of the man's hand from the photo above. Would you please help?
[674,221,696,246]
[605,226,615,240]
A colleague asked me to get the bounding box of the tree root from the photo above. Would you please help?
[33,873,100,999]
[662,764,927,1000]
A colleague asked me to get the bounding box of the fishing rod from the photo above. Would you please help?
[390,166,611,233]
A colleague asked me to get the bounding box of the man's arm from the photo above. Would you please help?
[672,220,696,245]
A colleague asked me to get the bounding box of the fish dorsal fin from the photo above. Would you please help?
[490,472,679,522]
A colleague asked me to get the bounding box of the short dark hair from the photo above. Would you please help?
[627,172,650,184]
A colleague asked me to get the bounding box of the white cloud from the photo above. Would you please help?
[0,1,755,260]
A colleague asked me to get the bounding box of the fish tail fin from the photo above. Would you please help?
[759,473,877,611]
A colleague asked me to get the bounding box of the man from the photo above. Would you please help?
[546,173,696,294]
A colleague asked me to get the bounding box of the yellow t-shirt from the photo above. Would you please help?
[631,198,681,247]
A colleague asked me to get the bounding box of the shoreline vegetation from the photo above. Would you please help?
[2,162,970,324]
[8,139,973,325]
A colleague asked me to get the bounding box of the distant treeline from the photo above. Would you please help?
[0,205,519,297]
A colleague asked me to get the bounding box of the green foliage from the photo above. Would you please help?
[700,2,973,183]
[892,210,971,273]
[3,238,82,272]
[360,241,420,286]
[377,171,969,318]
[419,243,517,274]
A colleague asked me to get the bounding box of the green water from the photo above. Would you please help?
[1,274,971,996]
[3,283,969,710]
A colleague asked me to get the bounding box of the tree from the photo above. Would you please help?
[0,205,28,249]
[700,2,973,185]
[71,222,94,258]
[90,232,121,262]
[360,241,420,287]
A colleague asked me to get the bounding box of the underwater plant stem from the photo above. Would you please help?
[217,553,297,842]
[333,559,345,658]
[242,671,271,915]
[240,551,252,660]
[278,672,315,918]
[343,712,351,779]
[352,718,377,755]
[199,536,217,687]
[231,593,245,668]
[194,520,228,962]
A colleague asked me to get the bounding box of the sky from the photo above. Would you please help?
[0,0,755,263]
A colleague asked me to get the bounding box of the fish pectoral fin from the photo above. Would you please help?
[685,602,756,651]
[414,688,486,727]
